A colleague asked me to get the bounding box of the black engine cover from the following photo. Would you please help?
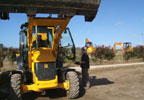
[35,62,57,81]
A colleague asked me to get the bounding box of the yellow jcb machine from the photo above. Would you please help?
[0,0,101,99]
[85,38,96,54]
[113,42,133,54]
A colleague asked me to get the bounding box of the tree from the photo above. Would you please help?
[134,46,144,61]
[94,46,115,63]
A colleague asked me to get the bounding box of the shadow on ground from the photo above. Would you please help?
[22,89,67,100]
[76,71,114,99]
[78,75,114,98]
[89,76,114,87]
[77,71,114,87]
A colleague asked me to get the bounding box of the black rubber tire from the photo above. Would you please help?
[9,74,22,100]
[66,71,79,99]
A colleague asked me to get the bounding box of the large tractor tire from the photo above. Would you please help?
[66,71,79,99]
[9,74,22,100]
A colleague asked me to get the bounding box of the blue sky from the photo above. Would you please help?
[0,0,144,48]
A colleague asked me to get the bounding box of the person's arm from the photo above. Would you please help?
[74,61,80,65]
[74,61,85,65]
[80,61,85,64]
[75,54,88,65]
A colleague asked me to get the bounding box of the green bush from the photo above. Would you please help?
[93,46,115,62]
[123,46,144,61]
[123,51,135,61]
[134,46,144,61]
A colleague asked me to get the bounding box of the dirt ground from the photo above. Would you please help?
[0,61,144,100]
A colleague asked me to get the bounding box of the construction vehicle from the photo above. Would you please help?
[0,0,101,99]
[123,42,133,52]
[113,42,133,54]
[85,38,96,54]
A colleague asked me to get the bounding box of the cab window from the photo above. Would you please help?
[32,26,53,48]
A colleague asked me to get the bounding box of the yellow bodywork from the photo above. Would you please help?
[21,16,71,93]
[130,46,133,51]
[22,76,69,93]
[87,47,96,54]
[125,46,133,52]
[32,48,56,63]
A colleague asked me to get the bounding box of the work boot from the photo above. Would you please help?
[41,90,46,96]
[84,81,90,90]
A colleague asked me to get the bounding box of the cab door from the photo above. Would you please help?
[60,27,76,60]
[18,29,28,70]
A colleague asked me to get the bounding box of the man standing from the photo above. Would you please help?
[75,47,90,89]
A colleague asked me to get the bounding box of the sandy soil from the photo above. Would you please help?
[0,61,144,100]
[22,65,144,100]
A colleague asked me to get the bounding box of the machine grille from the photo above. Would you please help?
[35,62,57,81]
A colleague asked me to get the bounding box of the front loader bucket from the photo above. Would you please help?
[0,0,101,21]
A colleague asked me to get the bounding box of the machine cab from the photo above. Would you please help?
[19,22,75,67]
[85,42,93,48]
[32,26,53,49]
[31,26,75,62]
[123,42,132,49]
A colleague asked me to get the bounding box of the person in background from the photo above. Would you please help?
[75,47,90,89]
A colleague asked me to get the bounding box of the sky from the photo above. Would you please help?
[0,0,144,48]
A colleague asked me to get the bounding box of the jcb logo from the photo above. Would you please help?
[44,64,48,68]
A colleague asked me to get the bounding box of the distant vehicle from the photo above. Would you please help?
[85,38,96,54]
[113,42,133,54]
[123,42,133,52]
